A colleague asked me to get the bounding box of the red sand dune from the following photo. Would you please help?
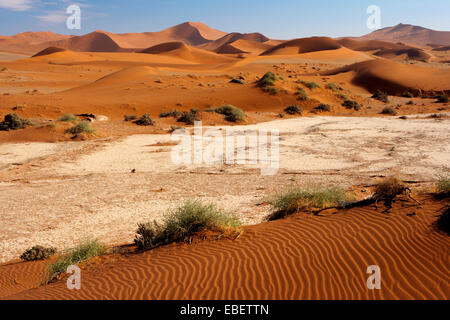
[32,47,67,57]
[355,23,450,46]
[0,31,71,55]
[200,32,270,52]
[338,38,430,61]
[322,59,450,95]
[105,22,226,49]
[260,37,342,56]
[141,41,236,64]
[2,197,448,300]
[216,39,273,55]
[44,31,123,52]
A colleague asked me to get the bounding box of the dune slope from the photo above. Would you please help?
[3,196,448,300]
[261,37,342,55]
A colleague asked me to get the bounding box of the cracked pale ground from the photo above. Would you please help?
[1,115,449,262]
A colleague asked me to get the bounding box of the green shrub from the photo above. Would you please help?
[134,114,155,126]
[373,177,405,201]
[212,105,246,122]
[58,113,76,122]
[65,121,95,134]
[257,72,278,87]
[381,106,397,115]
[20,246,56,261]
[134,200,242,250]
[372,90,389,103]
[0,113,32,131]
[326,83,342,92]
[159,110,182,119]
[298,80,320,90]
[44,239,106,284]
[342,99,360,110]
[284,105,303,115]
[437,174,450,197]
[295,87,308,101]
[177,109,200,125]
[313,104,331,112]
[267,186,351,221]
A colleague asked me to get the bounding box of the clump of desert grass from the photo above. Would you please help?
[295,87,308,101]
[381,106,397,115]
[208,105,246,122]
[134,200,242,250]
[436,173,450,197]
[65,120,95,135]
[257,72,280,95]
[159,109,182,119]
[43,239,106,284]
[297,80,320,90]
[0,113,32,131]
[267,186,351,221]
[58,113,77,122]
[124,114,137,122]
[20,245,56,261]
[326,83,342,92]
[371,90,389,103]
[134,114,155,126]
[284,105,303,115]
[177,108,200,125]
[342,99,360,111]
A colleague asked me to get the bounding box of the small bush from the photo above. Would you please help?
[437,174,450,197]
[20,246,56,261]
[134,114,155,126]
[213,105,246,122]
[0,113,32,131]
[381,107,397,115]
[295,87,308,100]
[284,105,303,115]
[159,110,182,119]
[257,72,278,88]
[373,177,405,202]
[372,90,389,103]
[314,104,331,112]
[298,80,320,90]
[65,121,95,135]
[58,113,76,122]
[406,100,414,105]
[177,109,200,125]
[402,91,414,98]
[124,114,137,122]
[134,200,242,250]
[44,239,106,284]
[262,86,279,95]
[268,186,350,221]
[435,95,448,103]
[326,83,341,92]
[342,99,360,110]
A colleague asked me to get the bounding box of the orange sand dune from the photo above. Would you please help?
[0,31,70,54]
[261,37,342,56]
[338,38,430,61]
[82,66,160,88]
[44,31,124,52]
[323,59,450,95]
[141,42,237,64]
[104,22,226,49]
[216,39,273,55]
[2,197,448,300]
[200,32,270,52]
[32,47,67,57]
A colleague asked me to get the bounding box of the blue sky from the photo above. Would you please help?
[0,0,449,38]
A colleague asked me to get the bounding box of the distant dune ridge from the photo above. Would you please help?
[353,23,450,46]
[260,37,342,55]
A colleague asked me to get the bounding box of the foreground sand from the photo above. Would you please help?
[0,115,449,264]
[1,194,448,300]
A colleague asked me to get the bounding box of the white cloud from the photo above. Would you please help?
[36,11,66,23]
[0,0,33,11]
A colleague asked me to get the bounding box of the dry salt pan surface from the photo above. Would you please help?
[0,115,449,262]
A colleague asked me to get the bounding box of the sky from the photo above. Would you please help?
[0,0,449,38]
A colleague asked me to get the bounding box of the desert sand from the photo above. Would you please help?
[0,21,449,300]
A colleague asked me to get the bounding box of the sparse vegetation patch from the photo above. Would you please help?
[134,200,242,250]
[210,105,246,122]
[65,121,95,134]
[20,246,56,261]
[284,105,303,115]
[0,113,32,131]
